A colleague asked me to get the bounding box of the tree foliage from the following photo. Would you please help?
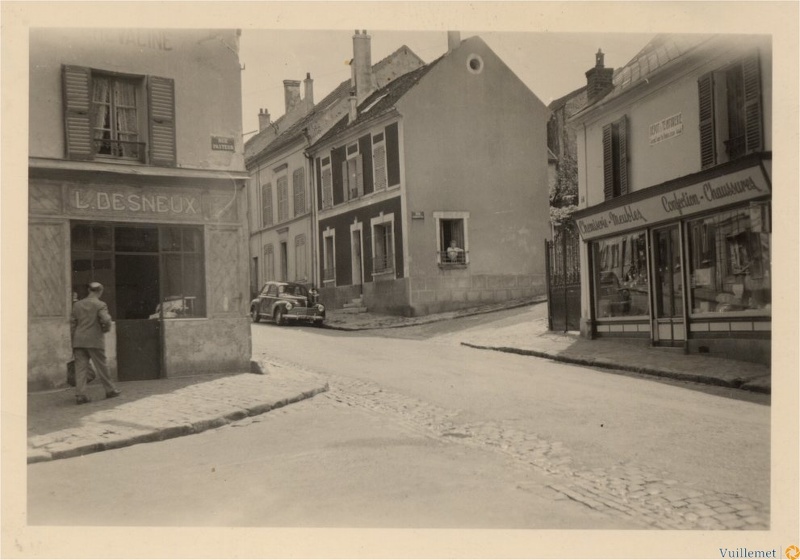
[549,150,579,228]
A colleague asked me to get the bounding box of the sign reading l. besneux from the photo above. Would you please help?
[211,136,235,151]
[575,165,770,240]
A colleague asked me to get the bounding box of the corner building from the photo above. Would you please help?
[28,29,251,391]
[570,35,771,364]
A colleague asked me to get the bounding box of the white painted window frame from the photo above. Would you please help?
[433,211,470,265]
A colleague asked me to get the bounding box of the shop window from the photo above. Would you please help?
[602,115,629,200]
[62,66,175,165]
[261,182,273,227]
[434,211,469,265]
[293,168,306,217]
[70,224,205,320]
[592,231,649,318]
[371,214,395,275]
[698,53,762,169]
[159,226,206,318]
[277,175,289,222]
[687,204,770,315]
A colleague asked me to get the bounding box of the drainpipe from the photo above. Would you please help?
[302,129,317,291]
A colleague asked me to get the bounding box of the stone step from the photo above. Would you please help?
[343,300,363,308]
[340,306,368,314]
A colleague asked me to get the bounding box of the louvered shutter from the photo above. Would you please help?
[373,144,387,191]
[385,122,400,187]
[356,153,364,197]
[62,65,93,160]
[602,123,614,200]
[742,54,762,153]
[147,76,176,166]
[358,134,373,194]
[617,115,629,196]
[698,72,716,169]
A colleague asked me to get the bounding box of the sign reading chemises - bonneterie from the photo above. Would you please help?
[575,165,770,240]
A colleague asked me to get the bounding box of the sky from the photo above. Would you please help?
[239,30,654,138]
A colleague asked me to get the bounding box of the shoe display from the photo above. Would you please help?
[106,389,122,399]
[76,395,91,405]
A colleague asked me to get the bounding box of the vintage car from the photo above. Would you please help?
[250,281,325,326]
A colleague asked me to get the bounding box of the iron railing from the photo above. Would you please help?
[94,139,146,162]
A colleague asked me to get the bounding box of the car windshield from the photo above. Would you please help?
[281,284,308,298]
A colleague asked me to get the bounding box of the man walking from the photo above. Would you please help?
[71,282,121,405]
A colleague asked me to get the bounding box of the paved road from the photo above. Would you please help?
[27,311,770,529]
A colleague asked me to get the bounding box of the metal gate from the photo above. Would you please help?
[545,225,581,331]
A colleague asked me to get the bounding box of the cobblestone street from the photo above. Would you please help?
[266,371,769,530]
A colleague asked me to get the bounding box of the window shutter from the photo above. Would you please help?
[698,72,716,169]
[356,153,364,197]
[147,76,176,166]
[602,123,614,200]
[742,54,762,153]
[342,160,350,201]
[62,65,93,160]
[331,147,345,205]
[373,144,387,191]
[385,122,400,187]
[617,115,629,196]
[315,157,323,209]
[358,134,373,194]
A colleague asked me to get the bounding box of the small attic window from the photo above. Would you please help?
[362,94,388,113]
[467,54,484,74]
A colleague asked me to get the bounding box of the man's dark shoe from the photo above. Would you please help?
[106,389,121,399]
[76,395,91,405]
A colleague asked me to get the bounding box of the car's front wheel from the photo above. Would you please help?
[274,308,286,326]
[251,306,260,323]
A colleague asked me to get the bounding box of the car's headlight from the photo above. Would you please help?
[285,302,293,311]
[317,304,325,312]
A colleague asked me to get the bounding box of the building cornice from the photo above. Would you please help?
[29,157,249,182]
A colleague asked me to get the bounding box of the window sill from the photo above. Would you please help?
[439,263,468,269]
[372,270,395,277]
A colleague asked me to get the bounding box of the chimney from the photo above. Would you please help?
[258,108,271,132]
[283,79,302,113]
[585,49,614,102]
[447,31,461,52]
[352,30,375,104]
[348,88,358,124]
[304,72,314,108]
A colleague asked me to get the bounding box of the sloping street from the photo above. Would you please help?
[28,306,769,529]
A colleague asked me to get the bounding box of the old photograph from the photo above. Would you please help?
[3,2,798,559]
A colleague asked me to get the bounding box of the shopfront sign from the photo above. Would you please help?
[575,165,770,240]
[68,187,203,221]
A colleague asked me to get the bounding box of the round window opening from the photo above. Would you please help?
[467,54,483,74]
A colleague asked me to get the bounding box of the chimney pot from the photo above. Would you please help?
[283,79,302,113]
[447,31,461,52]
[352,30,375,104]
[258,108,271,131]
[304,73,314,107]
[585,48,614,102]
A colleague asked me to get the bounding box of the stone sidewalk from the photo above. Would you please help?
[325,298,771,394]
[27,363,328,464]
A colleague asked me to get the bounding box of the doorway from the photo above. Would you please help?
[114,238,162,381]
[652,225,685,346]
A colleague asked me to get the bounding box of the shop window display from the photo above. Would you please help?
[592,232,649,318]
[687,204,771,315]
